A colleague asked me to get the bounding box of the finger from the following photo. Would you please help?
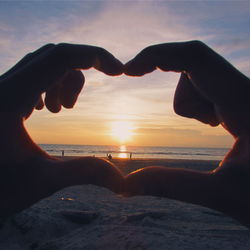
[44,83,62,113]
[124,42,189,76]
[14,43,123,96]
[124,41,250,107]
[51,44,123,76]
[0,44,55,80]
[59,70,84,109]
[35,95,45,110]
[3,44,123,115]
[49,44,123,77]
[92,47,124,75]
[174,73,220,126]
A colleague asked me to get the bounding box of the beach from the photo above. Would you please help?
[1,157,249,250]
[58,157,221,175]
[111,157,220,175]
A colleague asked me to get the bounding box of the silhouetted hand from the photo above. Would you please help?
[125,41,250,138]
[0,43,124,216]
[124,41,250,227]
[0,43,122,118]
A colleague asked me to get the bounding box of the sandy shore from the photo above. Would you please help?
[1,157,249,250]
[57,156,221,175]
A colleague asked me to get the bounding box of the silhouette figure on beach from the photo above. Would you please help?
[0,41,250,227]
[107,153,113,160]
[130,152,132,160]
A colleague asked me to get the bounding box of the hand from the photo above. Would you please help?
[124,41,250,227]
[0,43,124,216]
[124,41,250,138]
[0,43,122,118]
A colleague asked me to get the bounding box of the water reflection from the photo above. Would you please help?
[118,152,127,158]
[118,145,127,158]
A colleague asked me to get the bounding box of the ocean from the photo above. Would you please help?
[39,144,229,161]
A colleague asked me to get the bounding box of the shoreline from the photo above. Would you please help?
[55,156,221,175]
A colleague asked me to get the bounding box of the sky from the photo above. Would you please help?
[0,0,250,147]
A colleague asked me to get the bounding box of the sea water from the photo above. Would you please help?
[39,144,229,161]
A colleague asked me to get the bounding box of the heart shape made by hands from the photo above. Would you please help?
[1,41,250,227]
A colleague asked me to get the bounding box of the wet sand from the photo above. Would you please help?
[57,156,220,175]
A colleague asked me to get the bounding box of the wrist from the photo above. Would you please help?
[218,135,250,171]
[0,114,48,164]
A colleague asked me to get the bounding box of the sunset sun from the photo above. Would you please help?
[111,121,134,143]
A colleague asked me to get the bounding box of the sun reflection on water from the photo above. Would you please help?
[118,152,127,158]
[118,145,127,158]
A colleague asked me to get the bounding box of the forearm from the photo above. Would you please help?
[0,113,49,164]
[217,135,250,172]
[125,166,222,211]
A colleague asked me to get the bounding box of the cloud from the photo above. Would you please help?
[2,1,203,57]
[134,125,233,147]
[136,126,201,136]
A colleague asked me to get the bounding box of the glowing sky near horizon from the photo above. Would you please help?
[0,0,250,147]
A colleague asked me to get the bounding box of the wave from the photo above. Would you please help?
[44,149,215,156]
[40,144,227,160]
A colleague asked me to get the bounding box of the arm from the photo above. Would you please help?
[124,41,250,227]
[0,43,124,216]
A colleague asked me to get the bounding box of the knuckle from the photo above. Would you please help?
[173,101,184,116]
[140,45,156,56]
[42,43,56,49]
[77,72,85,85]
[173,98,192,117]
[188,40,205,48]
[54,43,69,54]
[45,43,55,47]
[32,43,56,54]
[24,52,34,59]
[95,46,109,57]
[49,43,70,68]
[185,40,209,68]
[186,40,207,54]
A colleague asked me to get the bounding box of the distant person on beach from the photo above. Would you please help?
[62,150,64,157]
[0,43,124,217]
[106,153,112,160]
[124,41,250,227]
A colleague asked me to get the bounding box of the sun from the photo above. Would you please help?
[111,121,134,143]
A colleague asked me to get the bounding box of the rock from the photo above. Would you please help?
[60,210,98,224]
